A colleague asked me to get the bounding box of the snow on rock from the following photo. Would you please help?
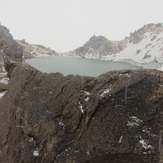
[85,96,90,102]
[84,91,91,102]
[84,91,91,96]
[127,116,142,127]
[139,139,152,151]
[33,149,39,157]
[0,78,9,85]
[113,32,163,64]
[28,136,39,157]
[0,91,7,99]
[100,89,110,97]
[118,136,123,144]
[108,24,163,71]
[58,121,65,127]
[78,101,84,114]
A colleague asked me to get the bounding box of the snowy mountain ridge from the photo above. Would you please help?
[63,23,163,71]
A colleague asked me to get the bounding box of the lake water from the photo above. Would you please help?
[25,56,141,77]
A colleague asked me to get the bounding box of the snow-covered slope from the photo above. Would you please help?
[106,25,163,70]
[17,40,58,59]
[64,23,163,71]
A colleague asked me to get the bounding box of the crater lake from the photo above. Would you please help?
[25,56,141,77]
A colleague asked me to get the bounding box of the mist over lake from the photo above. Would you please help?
[25,56,141,77]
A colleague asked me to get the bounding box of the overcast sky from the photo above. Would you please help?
[0,0,162,52]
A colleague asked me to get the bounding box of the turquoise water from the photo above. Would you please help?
[26,56,141,77]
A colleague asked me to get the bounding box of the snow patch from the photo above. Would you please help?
[127,116,142,127]
[113,32,163,64]
[85,96,90,102]
[28,136,39,157]
[100,89,110,97]
[0,91,7,99]
[139,139,152,150]
[33,149,39,157]
[58,121,65,127]
[78,101,84,113]
[84,91,91,96]
[0,78,8,85]
[84,91,91,102]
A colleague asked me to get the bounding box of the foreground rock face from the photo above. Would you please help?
[0,64,163,163]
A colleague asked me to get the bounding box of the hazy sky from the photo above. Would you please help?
[0,0,162,52]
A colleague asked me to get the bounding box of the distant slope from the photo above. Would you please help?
[17,39,58,59]
[64,23,163,71]
[65,35,128,58]
[63,35,128,59]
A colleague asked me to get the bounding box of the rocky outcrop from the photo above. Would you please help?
[129,23,163,44]
[64,35,128,59]
[17,39,58,59]
[0,24,23,70]
[0,64,163,163]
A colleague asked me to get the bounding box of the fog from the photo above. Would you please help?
[0,0,162,52]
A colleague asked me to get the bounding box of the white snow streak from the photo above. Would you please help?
[0,91,7,99]
[118,136,123,143]
[139,139,152,150]
[85,96,90,102]
[0,78,8,85]
[33,149,39,157]
[78,101,84,113]
[84,91,91,96]
[100,89,110,97]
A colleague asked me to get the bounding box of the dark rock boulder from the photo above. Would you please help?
[0,64,163,163]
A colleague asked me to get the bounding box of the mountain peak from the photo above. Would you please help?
[64,23,163,70]
[89,35,108,41]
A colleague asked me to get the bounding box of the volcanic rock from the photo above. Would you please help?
[0,64,163,163]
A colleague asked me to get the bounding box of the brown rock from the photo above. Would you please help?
[0,64,163,163]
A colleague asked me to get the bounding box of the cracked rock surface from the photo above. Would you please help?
[0,64,163,163]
